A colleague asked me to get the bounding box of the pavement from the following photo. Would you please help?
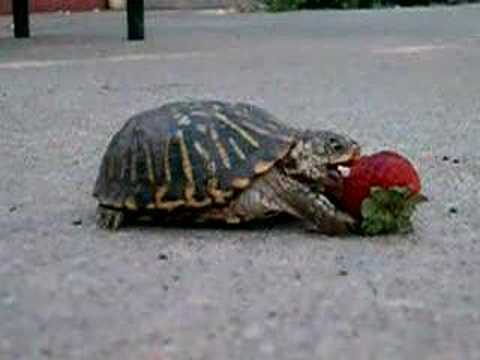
[1,5,480,360]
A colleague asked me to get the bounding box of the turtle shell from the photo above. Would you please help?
[93,101,295,211]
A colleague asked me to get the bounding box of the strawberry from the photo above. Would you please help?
[334,150,427,235]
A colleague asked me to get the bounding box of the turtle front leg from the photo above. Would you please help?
[266,169,356,235]
[96,205,125,230]
[285,186,356,235]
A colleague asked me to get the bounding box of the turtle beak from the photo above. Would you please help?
[331,143,361,165]
[351,143,362,161]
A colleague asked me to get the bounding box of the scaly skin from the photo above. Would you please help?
[199,131,361,235]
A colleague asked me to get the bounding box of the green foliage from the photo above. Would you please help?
[265,0,381,10]
[264,0,462,11]
[301,0,382,8]
[265,0,304,11]
[359,186,427,236]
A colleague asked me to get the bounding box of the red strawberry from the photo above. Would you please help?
[334,151,427,235]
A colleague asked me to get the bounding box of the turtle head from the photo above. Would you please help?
[286,130,361,183]
[307,130,361,166]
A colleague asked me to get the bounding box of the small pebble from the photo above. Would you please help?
[267,311,277,319]
[157,253,168,261]
[449,207,458,214]
[72,219,82,226]
[100,83,111,92]
[337,269,349,276]
[40,348,53,357]
[294,270,302,280]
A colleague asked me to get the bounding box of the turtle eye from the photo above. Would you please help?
[329,137,344,152]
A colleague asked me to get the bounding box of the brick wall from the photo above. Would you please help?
[0,0,232,15]
[144,0,228,9]
[0,0,107,15]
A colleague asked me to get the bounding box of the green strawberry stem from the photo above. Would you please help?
[359,186,427,236]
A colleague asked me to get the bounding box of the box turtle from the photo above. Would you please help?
[93,100,361,234]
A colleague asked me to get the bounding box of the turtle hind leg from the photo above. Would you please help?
[96,205,125,230]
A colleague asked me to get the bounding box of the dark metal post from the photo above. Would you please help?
[127,0,144,41]
[12,0,30,38]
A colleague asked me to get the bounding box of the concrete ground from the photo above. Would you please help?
[1,5,480,360]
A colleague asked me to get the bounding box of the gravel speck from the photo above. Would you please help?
[294,270,302,280]
[157,253,169,261]
[267,311,277,319]
[338,269,349,276]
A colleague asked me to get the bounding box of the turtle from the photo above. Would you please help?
[93,100,361,235]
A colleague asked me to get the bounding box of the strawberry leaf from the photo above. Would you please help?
[359,186,425,236]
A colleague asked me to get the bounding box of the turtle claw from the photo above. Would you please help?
[96,206,124,230]
[307,215,356,236]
